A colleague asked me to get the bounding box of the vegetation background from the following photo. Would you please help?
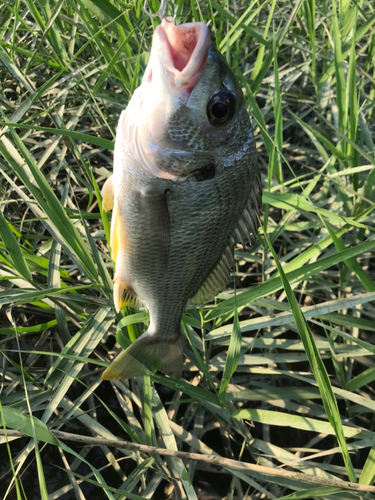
[0,0,374,498]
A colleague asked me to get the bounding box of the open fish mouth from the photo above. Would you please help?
[122,18,214,180]
[143,17,211,92]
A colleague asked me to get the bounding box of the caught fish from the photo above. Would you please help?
[101,17,261,380]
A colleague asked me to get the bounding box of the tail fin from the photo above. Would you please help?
[102,332,183,380]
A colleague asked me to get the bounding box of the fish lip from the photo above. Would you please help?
[147,17,211,91]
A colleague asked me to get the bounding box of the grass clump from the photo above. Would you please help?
[0,0,375,498]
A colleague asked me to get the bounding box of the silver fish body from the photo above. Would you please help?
[101,18,261,380]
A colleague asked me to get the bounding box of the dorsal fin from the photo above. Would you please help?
[191,246,233,306]
[191,173,262,306]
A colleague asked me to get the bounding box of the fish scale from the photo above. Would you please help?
[101,18,261,380]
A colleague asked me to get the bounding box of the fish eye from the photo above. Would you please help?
[207,88,236,127]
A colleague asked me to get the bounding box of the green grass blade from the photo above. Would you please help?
[25,0,67,72]
[332,0,347,141]
[360,445,375,486]
[1,405,116,500]
[47,176,71,345]
[152,387,198,499]
[251,0,276,82]
[183,320,215,386]
[262,230,356,482]
[233,408,368,439]
[0,122,114,149]
[345,366,375,392]
[264,192,370,230]
[0,209,32,281]
[277,487,346,499]
[323,221,375,292]
[0,135,99,282]
[219,279,241,405]
[142,374,155,447]
[210,1,269,48]
[0,401,22,499]
[271,29,283,185]
[346,12,359,176]
[206,235,375,320]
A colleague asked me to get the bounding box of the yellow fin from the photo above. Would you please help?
[113,279,142,313]
[110,200,120,262]
[101,176,114,211]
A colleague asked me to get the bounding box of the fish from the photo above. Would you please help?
[101,17,261,380]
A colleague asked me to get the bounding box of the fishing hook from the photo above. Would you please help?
[144,0,167,20]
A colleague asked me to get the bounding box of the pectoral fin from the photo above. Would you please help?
[110,200,120,262]
[101,176,115,211]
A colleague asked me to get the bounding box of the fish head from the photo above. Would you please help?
[120,18,253,179]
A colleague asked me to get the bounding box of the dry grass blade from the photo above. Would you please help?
[2,429,375,495]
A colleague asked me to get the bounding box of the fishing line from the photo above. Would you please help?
[143,0,167,20]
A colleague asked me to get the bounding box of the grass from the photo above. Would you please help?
[0,0,375,498]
